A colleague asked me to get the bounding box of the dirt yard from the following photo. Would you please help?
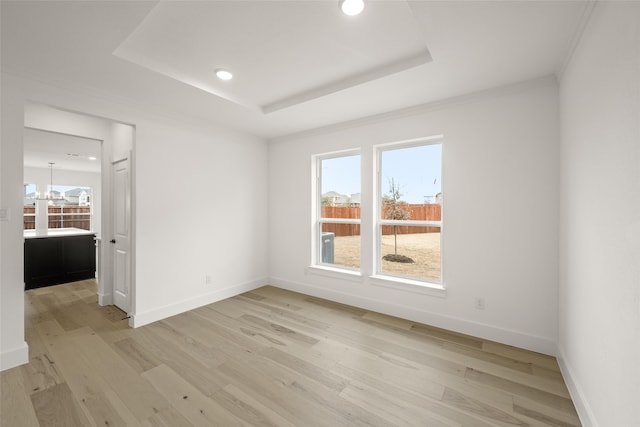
[331,233,441,281]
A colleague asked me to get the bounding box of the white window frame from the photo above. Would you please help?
[373,136,443,287]
[311,150,362,274]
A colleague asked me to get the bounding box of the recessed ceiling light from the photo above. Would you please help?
[88,156,97,161]
[215,69,233,81]
[340,0,364,16]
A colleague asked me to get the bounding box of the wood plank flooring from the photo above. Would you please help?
[1,280,581,426]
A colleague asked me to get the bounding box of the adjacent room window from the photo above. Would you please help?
[315,152,361,270]
[24,183,37,229]
[377,140,442,284]
[47,185,93,231]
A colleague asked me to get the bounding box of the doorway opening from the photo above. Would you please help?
[23,102,135,317]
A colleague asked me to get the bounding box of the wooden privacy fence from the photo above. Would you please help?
[321,206,361,237]
[23,206,91,231]
[322,204,441,237]
[24,206,36,229]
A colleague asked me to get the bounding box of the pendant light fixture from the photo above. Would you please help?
[35,162,66,202]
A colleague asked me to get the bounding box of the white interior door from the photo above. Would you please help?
[111,156,131,313]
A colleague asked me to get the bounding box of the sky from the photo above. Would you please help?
[24,184,92,198]
[321,144,442,204]
[25,184,90,192]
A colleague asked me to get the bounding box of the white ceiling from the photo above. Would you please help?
[23,128,101,173]
[1,1,588,139]
[114,1,432,113]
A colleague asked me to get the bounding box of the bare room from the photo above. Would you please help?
[1,1,638,426]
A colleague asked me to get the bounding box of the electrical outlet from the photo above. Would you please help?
[474,297,486,310]
[205,275,212,285]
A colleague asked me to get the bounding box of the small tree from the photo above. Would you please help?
[383,178,411,255]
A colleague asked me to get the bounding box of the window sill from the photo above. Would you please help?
[305,265,364,283]
[369,275,447,298]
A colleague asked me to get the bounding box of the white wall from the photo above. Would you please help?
[0,73,269,370]
[132,116,269,325]
[268,78,560,355]
[558,2,640,426]
[24,167,102,236]
[0,74,29,370]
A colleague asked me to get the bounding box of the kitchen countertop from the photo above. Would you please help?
[24,228,96,239]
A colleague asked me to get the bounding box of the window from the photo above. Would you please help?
[314,152,361,270]
[46,185,93,231]
[312,138,443,290]
[377,140,442,284]
[24,183,37,230]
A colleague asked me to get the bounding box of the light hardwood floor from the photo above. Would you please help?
[0,280,581,426]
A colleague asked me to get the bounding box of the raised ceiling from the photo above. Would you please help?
[1,1,589,139]
[114,1,432,114]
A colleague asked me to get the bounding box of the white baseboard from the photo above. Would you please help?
[557,350,598,427]
[269,276,557,356]
[98,292,113,306]
[130,277,268,328]
[0,342,29,372]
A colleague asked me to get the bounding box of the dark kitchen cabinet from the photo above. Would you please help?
[24,234,96,290]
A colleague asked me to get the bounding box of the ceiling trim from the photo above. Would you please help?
[557,0,598,82]
[24,126,103,144]
[270,75,558,144]
[261,50,432,114]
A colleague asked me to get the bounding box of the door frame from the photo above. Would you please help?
[22,105,136,323]
[100,127,136,325]
[109,153,133,315]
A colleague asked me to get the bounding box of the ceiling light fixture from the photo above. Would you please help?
[88,156,97,161]
[35,162,66,202]
[215,69,233,81]
[340,0,364,16]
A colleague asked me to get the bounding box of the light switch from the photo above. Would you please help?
[0,208,9,221]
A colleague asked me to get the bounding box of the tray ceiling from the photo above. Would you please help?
[113,1,431,114]
[1,1,590,138]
